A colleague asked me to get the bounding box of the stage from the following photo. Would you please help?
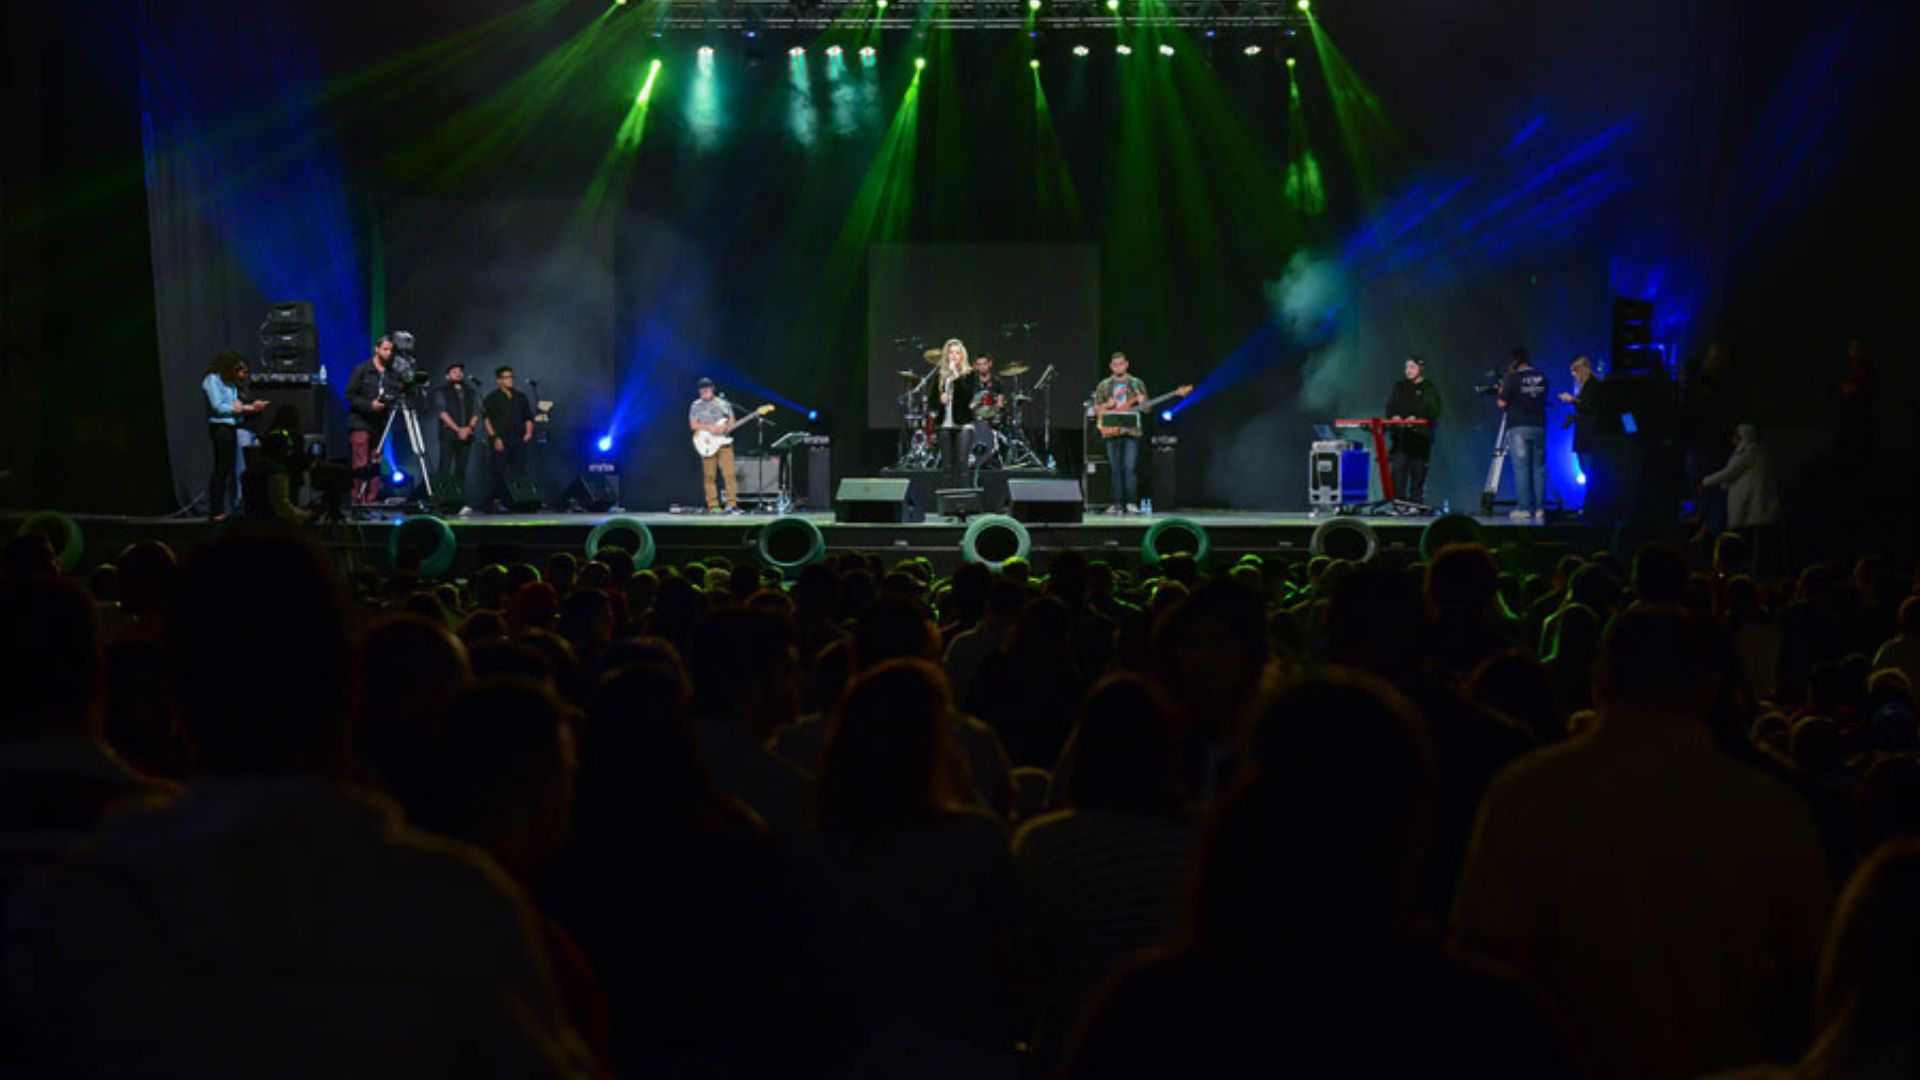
[13,508,1616,577]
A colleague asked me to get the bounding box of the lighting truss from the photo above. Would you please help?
[645,0,1314,30]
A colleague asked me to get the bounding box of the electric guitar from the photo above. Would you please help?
[1096,384,1193,436]
[691,404,774,457]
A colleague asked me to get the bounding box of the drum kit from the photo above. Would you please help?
[892,347,1048,470]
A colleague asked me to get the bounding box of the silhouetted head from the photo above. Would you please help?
[1067,674,1183,815]
[816,658,960,834]
[0,577,103,739]
[170,530,353,775]
[1594,605,1714,718]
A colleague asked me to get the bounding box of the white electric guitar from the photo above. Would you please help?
[692,404,774,457]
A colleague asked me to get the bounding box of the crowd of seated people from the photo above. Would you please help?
[2,520,1919,1079]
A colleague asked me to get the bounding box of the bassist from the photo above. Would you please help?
[1093,352,1190,514]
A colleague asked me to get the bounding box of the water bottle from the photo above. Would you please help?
[317,363,328,384]
[1046,453,1056,472]
[1141,497,1153,515]
[1440,498,1450,516]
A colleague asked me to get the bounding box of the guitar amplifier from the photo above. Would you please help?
[733,456,781,497]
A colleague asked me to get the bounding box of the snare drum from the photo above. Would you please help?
[971,389,1003,422]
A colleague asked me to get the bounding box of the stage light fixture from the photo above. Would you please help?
[914,56,926,69]
[1106,0,1120,10]
[1296,0,1310,10]
[1115,43,1132,55]
[1029,57,1040,69]
[789,45,806,57]
[876,0,888,8]
[1158,43,1175,56]
[807,409,820,422]
[698,45,715,57]
[1159,409,1173,423]
[1243,44,1262,55]
[826,44,843,56]
[391,470,407,485]
[597,435,614,453]
[1286,56,1296,67]
[1030,0,1042,9]
[1072,43,1090,56]
[859,45,878,57]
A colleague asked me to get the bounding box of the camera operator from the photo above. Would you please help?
[1497,347,1550,520]
[344,335,395,507]
[434,362,479,516]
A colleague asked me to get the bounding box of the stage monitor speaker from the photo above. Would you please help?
[836,477,919,523]
[246,381,332,447]
[432,471,468,513]
[562,472,620,512]
[1007,478,1084,524]
[504,477,543,512]
[1150,436,1179,511]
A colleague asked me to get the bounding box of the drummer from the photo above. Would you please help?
[951,352,1001,468]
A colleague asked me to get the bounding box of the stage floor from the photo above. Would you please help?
[13,507,1606,575]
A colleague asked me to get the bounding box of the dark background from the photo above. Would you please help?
[867,244,1099,432]
[2,0,1914,514]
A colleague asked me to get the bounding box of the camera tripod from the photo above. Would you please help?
[374,386,435,503]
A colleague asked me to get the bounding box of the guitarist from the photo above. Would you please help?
[1094,352,1190,514]
[689,377,742,514]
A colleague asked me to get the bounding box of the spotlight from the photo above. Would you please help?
[1115,43,1132,55]
[1204,28,1216,38]
[1158,43,1175,56]
[391,470,407,485]
[1575,471,1587,485]
[1072,43,1090,56]
[1243,44,1262,56]
[744,29,758,38]
[914,56,925,69]
[597,435,614,454]
[698,45,715,58]
[876,0,888,7]
[1159,409,1173,423]
[859,45,877,57]
[789,45,806,57]
[1029,57,1040,69]
[1286,56,1297,67]
[1296,0,1310,10]
[825,44,843,56]
[1029,0,1042,9]
[806,409,820,422]
[1106,0,1119,10]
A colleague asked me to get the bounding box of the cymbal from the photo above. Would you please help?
[999,363,1030,376]
[897,370,924,381]
[924,349,944,362]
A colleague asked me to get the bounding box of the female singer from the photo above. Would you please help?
[937,338,969,428]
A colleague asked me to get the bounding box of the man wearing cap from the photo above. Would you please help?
[689,378,741,514]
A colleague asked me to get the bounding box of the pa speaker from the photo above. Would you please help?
[1006,478,1084,524]
[1150,436,1179,511]
[836,477,918,523]
[504,477,543,512]
[563,473,620,512]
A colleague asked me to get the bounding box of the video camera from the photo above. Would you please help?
[378,330,434,404]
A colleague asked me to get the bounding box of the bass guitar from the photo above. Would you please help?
[1096,384,1193,436]
[692,404,775,457]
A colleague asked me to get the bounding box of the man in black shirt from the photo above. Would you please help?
[1497,347,1550,519]
[482,366,536,511]
[343,335,395,506]
[434,362,480,514]
[1384,355,1442,506]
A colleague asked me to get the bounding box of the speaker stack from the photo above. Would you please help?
[250,300,337,454]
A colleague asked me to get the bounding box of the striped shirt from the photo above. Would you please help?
[1013,808,1198,1060]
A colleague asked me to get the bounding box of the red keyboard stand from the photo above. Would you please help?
[1333,417,1432,514]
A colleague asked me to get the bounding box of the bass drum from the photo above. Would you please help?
[971,390,1003,423]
